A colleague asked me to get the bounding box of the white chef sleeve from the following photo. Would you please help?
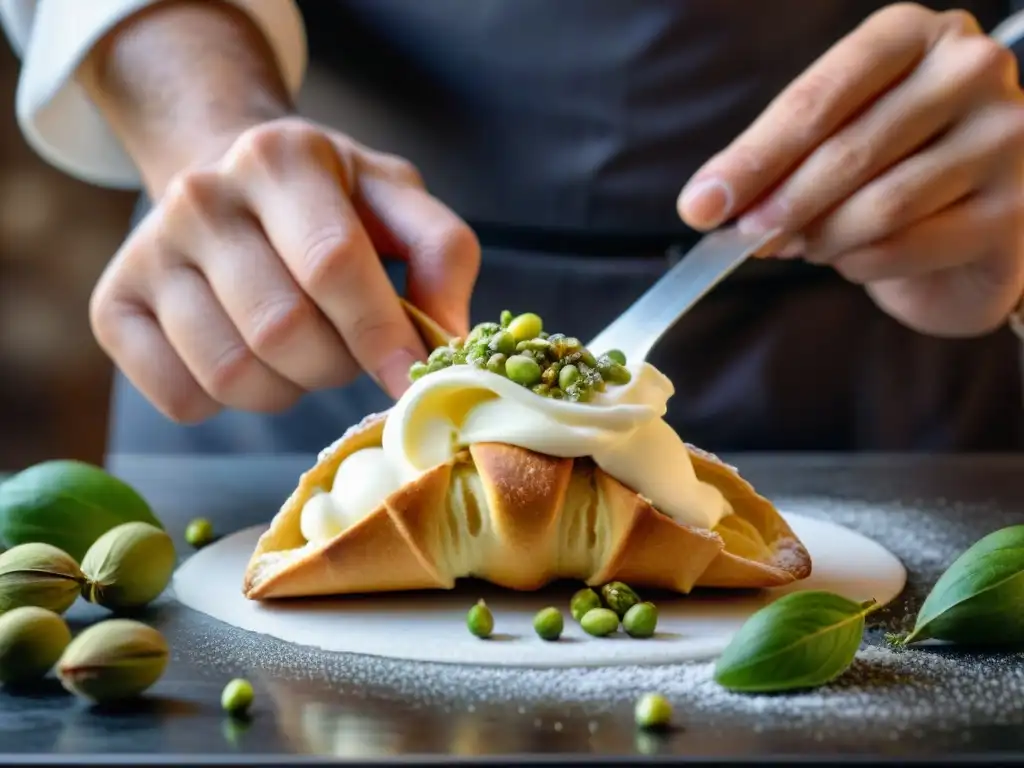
[0,0,308,189]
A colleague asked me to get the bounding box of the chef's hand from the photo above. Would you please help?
[90,117,480,423]
[677,2,1024,337]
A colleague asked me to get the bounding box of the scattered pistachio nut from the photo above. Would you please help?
[623,602,658,639]
[569,587,602,622]
[185,518,215,548]
[601,581,641,619]
[56,618,169,703]
[466,600,494,639]
[580,607,620,637]
[533,607,564,641]
[0,606,71,685]
[81,522,176,610]
[221,678,254,716]
[634,693,673,730]
[0,542,85,615]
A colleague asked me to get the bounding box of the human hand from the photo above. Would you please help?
[677,3,1024,337]
[89,118,480,422]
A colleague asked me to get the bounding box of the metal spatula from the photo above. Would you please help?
[585,226,781,363]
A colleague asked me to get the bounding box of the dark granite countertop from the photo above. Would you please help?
[0,452,1022,765]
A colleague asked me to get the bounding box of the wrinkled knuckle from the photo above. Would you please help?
[163,169,222,218]
[420,221,482,270]
[939,8,982,37]
[233,123,290,169]
[876,2,928,25]
[297,227,357,293]
[868,182,916,232]
[248,295,316,357]
[347,313,404,351]
[87,289,118,350]
[280,121,334,156]
[205,345,260,401]
[380,153,424,186]
[786,75,839,143]
[958,37,1015,85]
[824,134,874,179]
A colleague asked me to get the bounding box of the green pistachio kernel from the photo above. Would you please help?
[466,322,500,346]
[185,518,215,548]
[580,607,620,637]
[601,581,642,618]
[428,347,454,365]
[598,358,632,385]
[507,312,543,342]
[505,355,542,387]
[634,693,673,730]
[516,338,552,355]
[486,353,507,375]
[579,349,598,368]
[570,588,602,622]
[605,349,627,366]
[221,678,254,717]
[623,602,658,639]
[408,361,430,382]
[488,330,517,356]
[558,364,581,390]
[466,600,494,639]
[532,384,551,397]
[499,309,513,328]
[541,364,561,387]
[533,607,564,641]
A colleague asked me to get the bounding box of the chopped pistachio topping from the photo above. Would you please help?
[407,311,631,401]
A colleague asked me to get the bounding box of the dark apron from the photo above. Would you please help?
[106,0,1024,455]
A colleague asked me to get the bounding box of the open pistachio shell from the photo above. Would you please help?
[0,543,85,615]
[399,298,453,350]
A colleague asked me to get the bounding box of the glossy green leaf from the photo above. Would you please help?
[904,525,1024,647]
[0,461,163,562]
[714,590,874,693]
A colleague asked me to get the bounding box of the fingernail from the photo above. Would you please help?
[677,178,733,229]
[376,347,421,399]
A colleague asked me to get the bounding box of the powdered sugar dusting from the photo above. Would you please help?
[165,491,1024,739]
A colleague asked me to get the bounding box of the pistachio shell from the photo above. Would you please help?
[56,619,168,703]
[0,542,85,615]
[81,522,176,610]
[0,606,71,684]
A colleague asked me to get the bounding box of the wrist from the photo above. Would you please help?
[78,0,294,198]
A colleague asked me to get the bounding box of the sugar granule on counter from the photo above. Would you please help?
[166,493,1024,741]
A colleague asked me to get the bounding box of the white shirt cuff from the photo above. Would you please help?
[0,0,307,189]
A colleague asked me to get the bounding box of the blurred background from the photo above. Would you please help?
[0,42,136,471]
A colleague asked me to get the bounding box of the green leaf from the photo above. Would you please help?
[714,590,874,693]
[0,460,163,562]
[904,525,1024,647]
